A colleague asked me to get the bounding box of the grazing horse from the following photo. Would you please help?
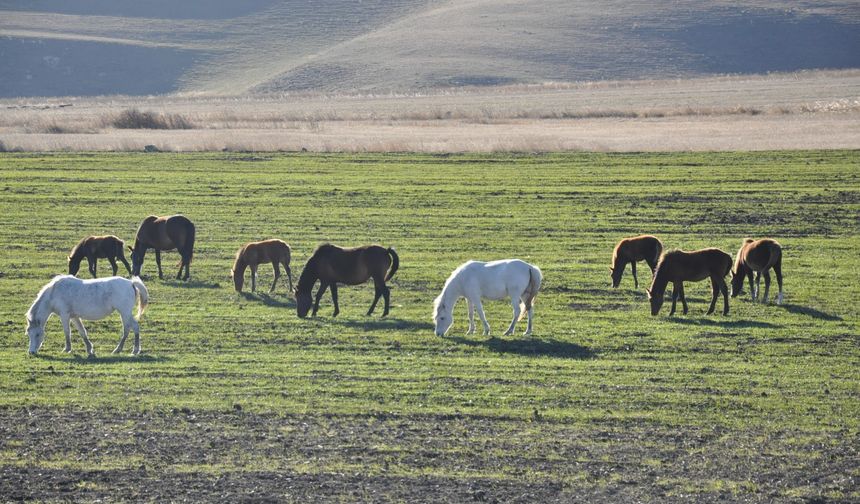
[731,238,784,304]
[610,235,663,288]
[232,239,293,293]
[130,215,196,280]
[647,248,732,316]
[68,235,131,278]
[295,244,399,318]
[433,259,543,337]
[26,275,148,356]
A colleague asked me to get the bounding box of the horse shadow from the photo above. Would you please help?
[665,317,781,329]
[446,335,594,359]
[35,353,172,364]
[239,292,294,308]
[164,279,221,289]
[329,317,435,332]
[778,303,842,321]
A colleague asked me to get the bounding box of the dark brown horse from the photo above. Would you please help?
[295,244,399,318]
[68,235,131,277]
[130,215,196,280]
[610,235,663,288]
[647,248,733,316]
[232,239,293,293]
[731,238,784,304]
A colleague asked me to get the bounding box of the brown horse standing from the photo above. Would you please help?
[610,235,663,288]
[130,215,196,280]
[295,244,399,318]
[68,235,131,277]
[731,238,784,304]
[232,239,293,293]
[647,248,733,316]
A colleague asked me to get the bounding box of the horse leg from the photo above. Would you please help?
[747,271,756,301]
[631,261,638,289]
[762,270,771,304]
[108,257,119,276]
[88,256,97,278]
[155,250,163,279]
[330,284,340,317]
[669,282,679,316]
[62,314,73,353]
[504,297,521,336]
[175,251,185,280]
[474,299,491,336]
[774,261,784,304]
[706,277,720,315]
[754,271,762,302]
[285,265,294,292]
[71,317,94,357]
[114,312,132,354]
[250,264,258,293]
[524,301,535,336]
[368,278,384,315]
[381,284,391,317]
[720,278,730,315]
[270,261,280,293]
[312,282,329,317]
[466,300,476,335]
[131,318,141,355]
[183,250,191,281]
[679,283,688,315]
[119,254,132,275]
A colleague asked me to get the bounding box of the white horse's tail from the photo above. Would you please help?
[519,265,543,321]
[131,276,149,319]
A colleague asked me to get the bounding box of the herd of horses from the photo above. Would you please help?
[26,214,785,356]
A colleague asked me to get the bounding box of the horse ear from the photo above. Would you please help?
[608,267,613,273]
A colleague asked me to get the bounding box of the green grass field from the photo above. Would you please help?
[0,151,857,502]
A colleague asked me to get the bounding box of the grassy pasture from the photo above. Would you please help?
[0,151,857,501]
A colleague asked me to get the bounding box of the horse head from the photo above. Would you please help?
[26,316,44,354]
[433,298,453,336]
[295,288,313,318]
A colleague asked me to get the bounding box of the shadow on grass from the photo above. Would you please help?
[164,279,222,289]
[446,335,594,359]
[665,317,781,329]
[330,317,435,331]
[35,353,171,364]
[778,303,842,321]
[240,291,294,308]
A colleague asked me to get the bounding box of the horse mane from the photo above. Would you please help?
[26,275,65,322]
[68,236,90,260]
[733,239,754,274]
[432,262,470,319]
[231,245,247,274]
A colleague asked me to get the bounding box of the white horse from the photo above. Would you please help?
[433,259,542,337]
[26,275,149,356]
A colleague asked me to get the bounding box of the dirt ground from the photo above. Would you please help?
[1,408,855,503]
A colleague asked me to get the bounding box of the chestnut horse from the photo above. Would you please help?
[232,239,293,293]
[68,235,131,278]
[130,215,196,280]
[731,238,784,304]
[295,244,399,318]
[647,248,733,316]
[610,235,663,288]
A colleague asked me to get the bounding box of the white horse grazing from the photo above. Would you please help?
[433,259,542,337]
[26,275,148,356]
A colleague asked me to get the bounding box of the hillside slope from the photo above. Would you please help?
[1,0,858,97]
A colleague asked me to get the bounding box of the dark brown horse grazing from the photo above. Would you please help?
[232,239,293,293]
[731,238,784,304]
[68,235,131,277]
[647,248,733,316]
[295,244,399,318]
[130,215,196,280]
[610,235,663,288]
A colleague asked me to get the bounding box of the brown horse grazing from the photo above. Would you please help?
[647,248,733,316]
[232,239,293,293]
[610,235,663,288]
[731,238,784,304]
[68,235,131,278]
[130,215,196,280]
[295,244,399,318]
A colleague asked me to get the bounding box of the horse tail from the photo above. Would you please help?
[385,247,399,281]
[131,277,149,319]
[652,240,663,267]
[520,265,543,320]
[185,223,196,265]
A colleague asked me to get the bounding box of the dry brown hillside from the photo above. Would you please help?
[1,0,859,97]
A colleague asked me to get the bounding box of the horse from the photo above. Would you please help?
[26,275,148,356]
[646,248,732,316]
[130,215,196,280]
[610,235,663,288]
[433,259,543,337]
[295,244,399,318]
[68,235,131,278]
[232,239,293,293]
[731,238,784,304]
